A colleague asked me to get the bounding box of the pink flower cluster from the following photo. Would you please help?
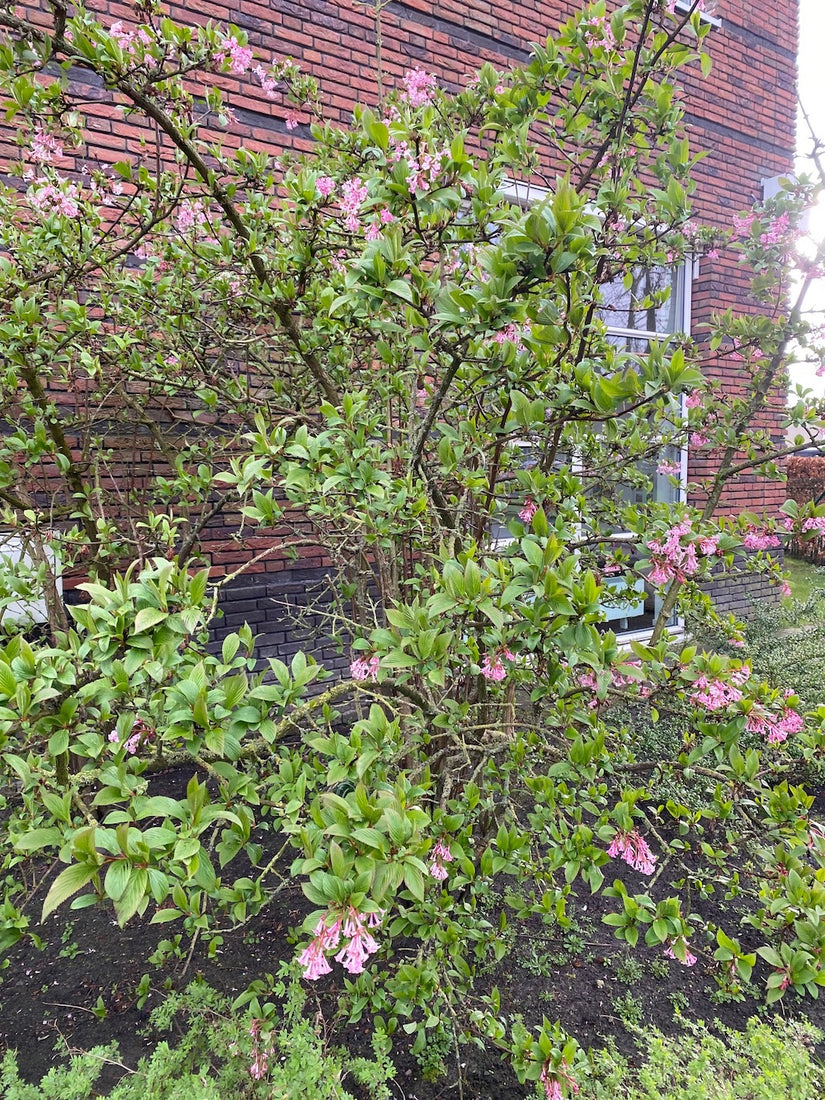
[519,498,539,522]
[365,207,395,241]
[690,668,748,711]
[607,830,656,875]
[742,526,780,551]
[109,20,152,55]
[646,520,698,585]
[657,460,681,477]
[401,68,437,108]
[216,35,253,75]
[108,717,154,755]
[298,907,383,980]
[351,654,380,682]
[252,63,280,99]
[29,180,80,218]
[429,840,453,881]
[572,662,650,708]
[760,212,790,246]
[685,391,703,409]
[802,516,825,533]
[316,175,335,199]
[481,649,516,682]
[340,178,369,232]
[732,211,755,238]
[664,939,697,967]
[389,136,448,195]
[30,128,63,164]
[540,1062,578,1100]
[583,14,615,49]
[746,698,804,744]
[248,1018,273,1081]
[175,199,208,233]
[493,321,530,352]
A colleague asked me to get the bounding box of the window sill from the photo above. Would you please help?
[674,1,722,28]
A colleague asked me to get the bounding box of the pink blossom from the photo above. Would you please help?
[401,67,437,108]
[583,14,615,49]
[607,830,656,875]
[802,516,825,533]
[742,527,780,551]
[30,128,63,164]
[760,212,790,246]
[334,908,380,974]
[109,20,151,54]
[732,211,755,238]
[175,199,207,233]
[316,175,335,199]
[298,915,341,980]
[29,180,81,218]
[253,63,280,99]
[248,1019,272,1080]
[351,654,380,682]
[747,703,804,744]
[690,432,708,448]
[665,940,697,967]
[697,536,719,556]
[691,674,743,710]
[108,718,153,755]
[481,654,506,681]
[706,248,719,259]
[429,840,453,881]
[285,112,300,131]
[519,498,539,522]
[780,580,792,598]
[685,391,703,409]
[340,178,368,233]
[646,520,699,585]
[379,206,395,224]
[657,460,681,477]
[493,321,530,352]
[217,36,253,75]
[365,221,383,241]
[540,1062,578,1100]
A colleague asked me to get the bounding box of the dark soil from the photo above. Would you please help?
[2,766,825,1099]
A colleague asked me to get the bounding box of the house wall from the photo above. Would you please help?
[1,0,799,647]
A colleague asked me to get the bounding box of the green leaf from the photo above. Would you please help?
[403,862,425,902]
[42,863,99,921]
[0,662,16,697]
[134,607,168,634]
[386,279,415,305]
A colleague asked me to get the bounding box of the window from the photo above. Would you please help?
[598,264,691,351]
[494,180,692,638]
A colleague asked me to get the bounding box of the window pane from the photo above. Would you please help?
[598,266,684,336]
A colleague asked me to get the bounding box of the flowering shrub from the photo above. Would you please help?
[0,0,823,1091]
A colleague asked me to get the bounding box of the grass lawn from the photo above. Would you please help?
[783,556,825,605]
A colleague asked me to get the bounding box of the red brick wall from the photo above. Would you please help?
[1,0,799,581]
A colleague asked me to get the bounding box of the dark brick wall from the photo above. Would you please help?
[703,557,783,618]
[209,565,352,674]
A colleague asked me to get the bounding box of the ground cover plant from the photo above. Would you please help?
[1,0,825,1094]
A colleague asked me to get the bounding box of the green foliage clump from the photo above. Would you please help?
[0,977,394,1100]
[582,1017,824,1099]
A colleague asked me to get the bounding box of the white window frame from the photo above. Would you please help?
[674,0,722,28]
